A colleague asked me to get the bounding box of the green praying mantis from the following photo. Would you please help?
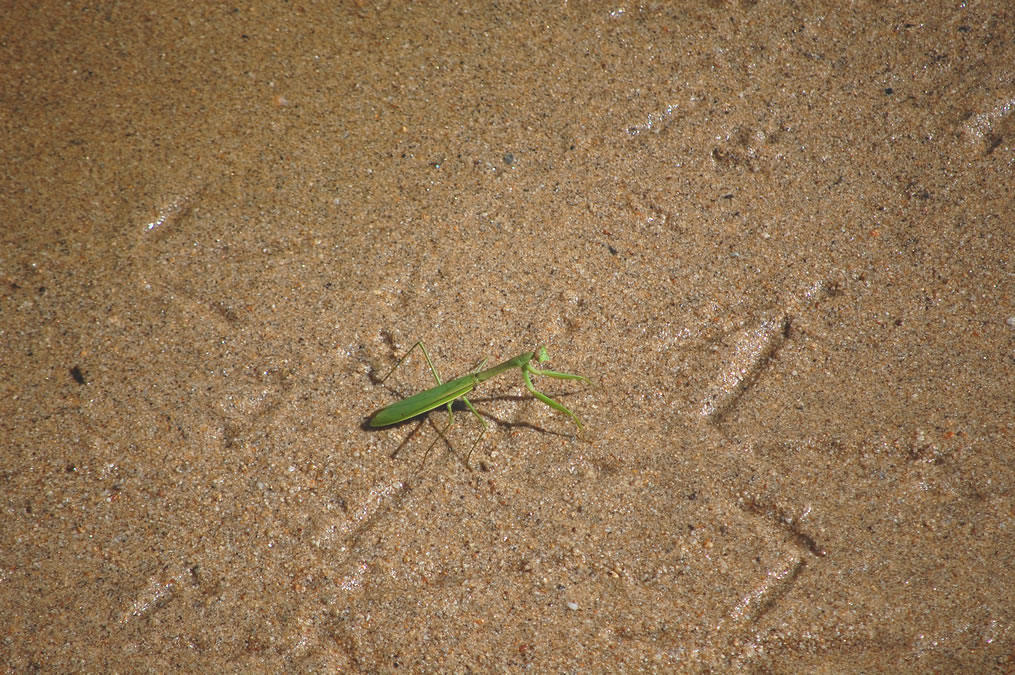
[369,342,588,466]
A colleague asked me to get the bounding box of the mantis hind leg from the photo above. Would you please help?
[417,394,486,469]
[382,342,491,469]
[382,341,455,463]
[380,341,444,386]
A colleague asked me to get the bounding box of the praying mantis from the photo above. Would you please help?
[369,342,588,466]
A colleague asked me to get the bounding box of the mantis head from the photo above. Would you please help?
[536,346,550,363]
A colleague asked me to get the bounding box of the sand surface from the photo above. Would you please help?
[2,2,1013,671]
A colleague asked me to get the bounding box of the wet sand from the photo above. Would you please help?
[2,2,1013,671]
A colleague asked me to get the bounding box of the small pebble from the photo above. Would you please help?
[566,602,579,611]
